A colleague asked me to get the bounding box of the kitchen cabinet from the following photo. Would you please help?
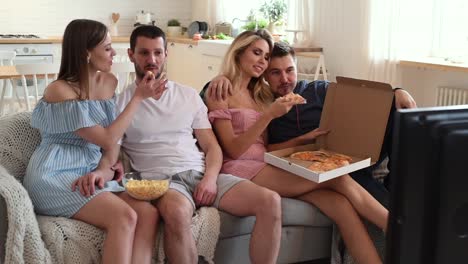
[199,54,223,86]
[52,43,62,63]
[196,40,231,89]
[166,42,204,91]
[52,42,131,63]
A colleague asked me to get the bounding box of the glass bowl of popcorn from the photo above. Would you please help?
[122,172,171,201]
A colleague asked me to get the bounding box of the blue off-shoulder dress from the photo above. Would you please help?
[23,97,125,217]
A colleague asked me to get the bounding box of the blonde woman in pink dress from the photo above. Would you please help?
[205,29,388,264]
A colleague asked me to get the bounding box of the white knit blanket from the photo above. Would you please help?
[0,165,52,264]
[0,165,221,264]
[0,112,221,264]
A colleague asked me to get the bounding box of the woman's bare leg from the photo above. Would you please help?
[117,192,159,264]
[218,181,281,264]
[297,190,382,264]
[253,165,388,230]
[72,192,137,264]
[320,175,388,231]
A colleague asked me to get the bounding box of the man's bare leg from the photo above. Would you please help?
[156,190,196,264]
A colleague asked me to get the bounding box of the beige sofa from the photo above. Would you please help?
[0,112,334,264]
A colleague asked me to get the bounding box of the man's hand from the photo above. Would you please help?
[208,75,232,101]
[152,72,168,100]
[71,168,114,197]
[111,160,124,182]
[298,128,330,142]
[193,177,218,206]
[395,89,417,109]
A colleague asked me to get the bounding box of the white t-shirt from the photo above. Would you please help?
[116,81,211,178]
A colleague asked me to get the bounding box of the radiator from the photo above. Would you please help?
[436,86,468,106]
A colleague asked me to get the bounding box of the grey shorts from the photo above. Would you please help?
[170,170,245,208]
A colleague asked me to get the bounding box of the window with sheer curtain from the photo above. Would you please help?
[371,0,468,60]
[435,0,468,59]
[221,0,265,23]
[203,0,306,45]
[191,0,292,35]
[209,0,467,59]
[368,0,468,84]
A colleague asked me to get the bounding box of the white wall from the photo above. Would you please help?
[401,66,468,107]
[0,0,192,36]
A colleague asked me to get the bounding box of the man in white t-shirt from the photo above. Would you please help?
[116,25,281,264]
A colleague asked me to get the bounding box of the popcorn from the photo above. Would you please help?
[125,179,169,200]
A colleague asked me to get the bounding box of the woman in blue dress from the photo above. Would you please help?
[23,19,166,264]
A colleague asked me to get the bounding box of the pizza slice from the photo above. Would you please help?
[290,150,330,162]
[307,161,341,172]
[290,149,352,172]
[283,93,307,104]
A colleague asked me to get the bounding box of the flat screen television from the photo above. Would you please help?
[386,105,468,264]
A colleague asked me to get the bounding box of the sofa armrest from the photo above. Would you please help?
[0,194,7,263]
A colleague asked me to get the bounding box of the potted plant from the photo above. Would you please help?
[241,9,268,31]
[259,0,287,34]
[242,19,268,31]
[167,19,182,37]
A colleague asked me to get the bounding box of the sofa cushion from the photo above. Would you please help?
[218,197,332,239]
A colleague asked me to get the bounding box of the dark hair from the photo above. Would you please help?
[130,25,166,51]
[58,19,108,100]
[271,41,296,60]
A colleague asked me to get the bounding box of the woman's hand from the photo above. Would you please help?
[134,71,168,100]
[71,168,114,197]
[266,95,301,119]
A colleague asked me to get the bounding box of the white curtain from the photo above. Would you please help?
[303,0,371,82]
[286,0,314,47]
[303,0,467,85]
[367,0,403,86]
[367,0,468,86]
[367,0,435,86]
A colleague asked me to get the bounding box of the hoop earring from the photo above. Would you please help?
[87,56,90,64]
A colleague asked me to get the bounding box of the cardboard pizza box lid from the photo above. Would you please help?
[316,76,394,163]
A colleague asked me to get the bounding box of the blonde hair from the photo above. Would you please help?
[220,30,274,109]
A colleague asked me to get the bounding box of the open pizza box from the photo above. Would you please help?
[264,76,395,183]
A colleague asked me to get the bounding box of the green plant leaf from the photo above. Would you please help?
[167,19,181,26]
[259,0,287,23]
